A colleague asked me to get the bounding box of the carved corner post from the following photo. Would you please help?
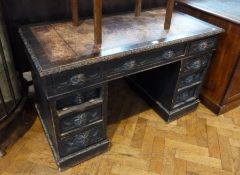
[164,0,175,30]
[135,0,142,17]
[94,0,102,46]
[70,0,79,26]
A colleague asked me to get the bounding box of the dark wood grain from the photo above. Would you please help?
[164,0,175,29]
[176,0,240,114]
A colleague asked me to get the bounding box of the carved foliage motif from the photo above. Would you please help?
[190,37,217,54]
[60,107,102,132]
[176,87,196,104]
[61,126,104,156]
[179,72,203,87]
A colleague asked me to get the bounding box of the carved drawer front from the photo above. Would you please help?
[179,71,204,88]
[174,86,199,108]
[60,106,102,133]
[106,43,186,78]
[182,54,212,72]
[189,37,217,54]
[48,65,102,95]
[56,88,101,110]
[60,124,105,157]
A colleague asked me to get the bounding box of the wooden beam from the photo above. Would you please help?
[94,0,102,45]
[164,0,175,30]
[70,0,79,26]
[135,0,142,17]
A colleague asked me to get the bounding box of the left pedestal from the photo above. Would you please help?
[32,72,109,170]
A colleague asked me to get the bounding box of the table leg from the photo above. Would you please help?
[135,0,142,17]
[94,0,102,46]
[164,0,175,30]
[70,0,79,26]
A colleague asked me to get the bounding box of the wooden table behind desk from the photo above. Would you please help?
[176,0,240,114]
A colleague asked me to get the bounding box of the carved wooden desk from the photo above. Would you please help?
[19,9,223,170]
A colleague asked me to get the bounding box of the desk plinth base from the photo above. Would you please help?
[35,104,110,171]
[128,79,199,122]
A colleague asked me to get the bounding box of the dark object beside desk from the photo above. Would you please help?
[19,9,223,170]
[176,0,240,114]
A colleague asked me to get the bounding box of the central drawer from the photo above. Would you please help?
[106,43,186,78]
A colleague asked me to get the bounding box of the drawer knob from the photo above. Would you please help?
[163,50,174,59]
[70,74,86,85]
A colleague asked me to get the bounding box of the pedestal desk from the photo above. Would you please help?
[19,9,223,170]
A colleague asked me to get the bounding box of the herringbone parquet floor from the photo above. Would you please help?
[0,79,240,175]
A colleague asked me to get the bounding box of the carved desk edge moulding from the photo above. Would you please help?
[70,0,175,45]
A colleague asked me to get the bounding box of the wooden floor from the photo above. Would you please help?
[0,79,240,175]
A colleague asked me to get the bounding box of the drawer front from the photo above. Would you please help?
[56,88,101,110]
[47,65,102,95]
[189,37,217,54]
[60,124,105,157]
[179,71,204,88]
[106,43,186,78]
[60,106,102,133]
[174,86,199,108]
[182,54,212,73]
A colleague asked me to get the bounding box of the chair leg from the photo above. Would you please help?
[135,0,142,17]
[71,0,79,26]
[164,0,175,30]
[94,0,102,46]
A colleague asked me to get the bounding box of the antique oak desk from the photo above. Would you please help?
[176,0,240,114]
[19,9,223,170]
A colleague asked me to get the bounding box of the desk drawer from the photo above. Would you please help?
[182,53,212,73]
[189,37,217,54]
[47,65,102,95]
[179,70,204,88]
[106,43,186,78]
[59,123,105,157]
[174,86,199,108]
[59,106,102,133]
